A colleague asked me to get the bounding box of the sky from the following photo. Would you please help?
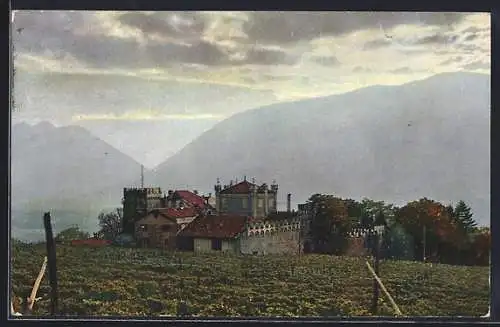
[11,11,490,168]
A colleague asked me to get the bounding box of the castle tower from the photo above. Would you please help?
[251,183,257,218]
[271,180,278,213]
[214,178,222,213]
[287,193,291,212]
[263,183,269,217]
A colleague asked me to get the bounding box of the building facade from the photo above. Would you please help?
[178,214,304,255]
[177,214,246,253]
[135,207,198,249]
[214,179,278,217]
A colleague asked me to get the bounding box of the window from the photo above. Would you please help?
[242,198,248,209]
[258,199,264,208]
[211,238,222,251]
[161,225,171,232]
[269,199,274,208]
[140,224,148,231]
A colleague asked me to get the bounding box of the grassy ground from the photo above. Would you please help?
[10,242,489,317]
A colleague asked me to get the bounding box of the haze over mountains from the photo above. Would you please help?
[11,72,490,240]
[152,72,490,224]
[11,122,143,240]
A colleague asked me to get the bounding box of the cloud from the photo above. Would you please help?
[362,38,392,50]
[390,67,413,74]
[237,46,296,66]
[455,43,484,54]
[462,61,490,70]
[414,33,459,45]
[464,33,479,41]
[72,112,225,121]
[147,40,230,67]
[353,66,373,73]
[117,11,206,40]
[311,55,341,66]
[12,69,279,125]
[13,11,296,70]
[241,12,469,45]
[12,11,490,109]
[440,56,464,66]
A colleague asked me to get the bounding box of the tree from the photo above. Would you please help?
[395,198,460,263]
[469,228,490,266]
[384,223,414,261]
[98,208,123,241]
[359,210,373,229]
[374,210,387,226]
[306,194,352,255]
[344,198,363,220]
[55,226,90,242]
[360,198,396,227]
[454,200,477,234]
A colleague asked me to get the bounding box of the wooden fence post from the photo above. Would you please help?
[43,212,58,316]
[366,261,402,316]
[371,231,380,315]
[25,256,48,314]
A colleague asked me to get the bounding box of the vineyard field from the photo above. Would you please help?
[10,242,489,317]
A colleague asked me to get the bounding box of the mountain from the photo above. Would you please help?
[152,72,490,225]
[11,122,144,240]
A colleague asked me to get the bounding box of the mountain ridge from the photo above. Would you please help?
[11,122,147,239]
[152,72,490,225]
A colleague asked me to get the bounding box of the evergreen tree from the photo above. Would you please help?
[374,210,386,226]
[454,200,477,234]
[445,205,455,222]
[359,210,373,229]
[384,223,414,261]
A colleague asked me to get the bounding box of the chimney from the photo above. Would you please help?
[264,185,269,217]
[193,190,198,195]
[287,194,291,212]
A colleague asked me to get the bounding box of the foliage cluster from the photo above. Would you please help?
[306,195,489,266]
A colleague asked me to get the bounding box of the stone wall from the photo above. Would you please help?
[240,230,301,255]
[345,237,369,257]
[239,217,303,255]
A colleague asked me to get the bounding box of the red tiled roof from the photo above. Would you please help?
[220,180,256,194]
[156,207,198,219]
[175,190,208,209]
[178,214,248,239]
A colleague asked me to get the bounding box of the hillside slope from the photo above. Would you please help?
[152,72,490,225]
[11,122,145,237]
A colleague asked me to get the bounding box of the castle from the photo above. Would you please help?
[120,177,381,256]
[123,178,306,255]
